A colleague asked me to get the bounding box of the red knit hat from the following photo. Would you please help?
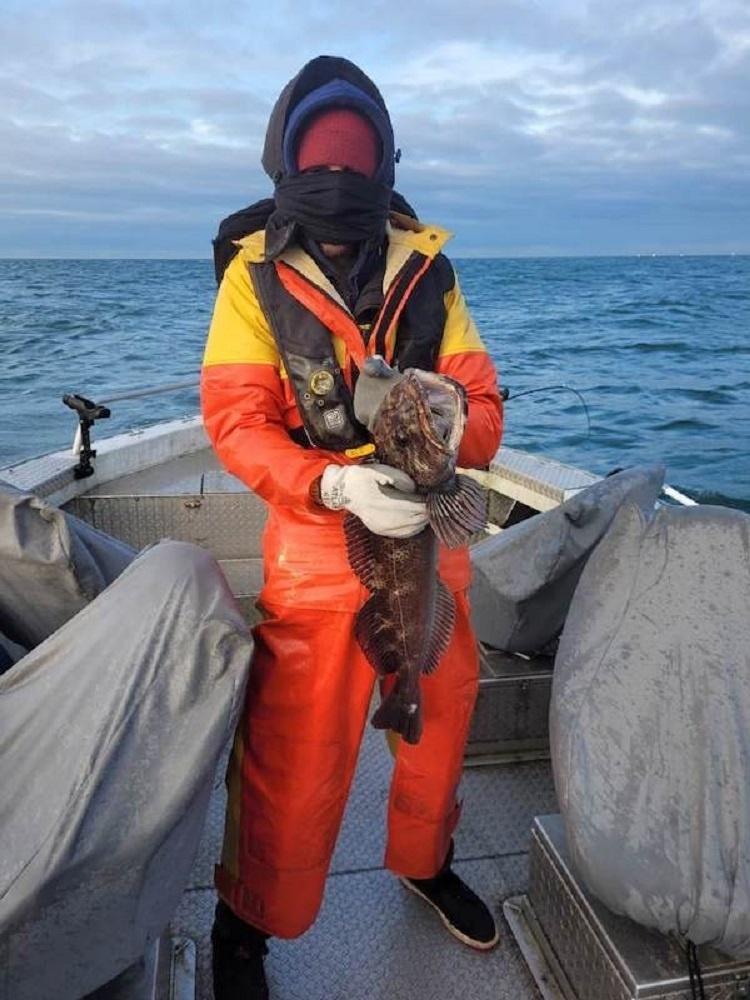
[296,108,380,178]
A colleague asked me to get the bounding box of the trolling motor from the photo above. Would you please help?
[62,393,111,479]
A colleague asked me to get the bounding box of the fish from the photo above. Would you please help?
[344,357,487,744]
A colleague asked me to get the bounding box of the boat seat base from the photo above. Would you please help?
[505,815,750,1000]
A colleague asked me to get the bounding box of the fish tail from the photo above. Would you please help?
[371,687,423,745]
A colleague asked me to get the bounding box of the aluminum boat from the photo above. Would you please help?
[3,392,745,1000]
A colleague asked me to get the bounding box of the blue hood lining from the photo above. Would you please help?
[282,78,394,183]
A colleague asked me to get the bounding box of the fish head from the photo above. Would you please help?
[371,369,466,489]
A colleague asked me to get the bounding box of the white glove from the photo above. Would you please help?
[319,463,428,539]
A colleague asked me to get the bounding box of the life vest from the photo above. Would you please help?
[247,246,455,453]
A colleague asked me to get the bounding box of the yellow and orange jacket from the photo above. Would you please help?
[201,216,503,611]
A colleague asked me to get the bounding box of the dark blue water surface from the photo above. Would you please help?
[1,256,748,510]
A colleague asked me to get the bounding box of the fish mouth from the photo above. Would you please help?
[407,371,465,454]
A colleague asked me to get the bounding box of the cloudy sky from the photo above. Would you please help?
[2,0,749,257]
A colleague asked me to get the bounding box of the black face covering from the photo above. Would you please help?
[269,170,391,250]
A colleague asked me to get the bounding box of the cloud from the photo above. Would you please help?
[1,0,749,255]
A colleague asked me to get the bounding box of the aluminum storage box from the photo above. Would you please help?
[504,815,750,1000]
[466,646,552,759]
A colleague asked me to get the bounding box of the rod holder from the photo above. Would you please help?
[62,393,111,479]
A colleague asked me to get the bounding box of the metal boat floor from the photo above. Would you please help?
[71,442,559,996]
[175,719,557,999]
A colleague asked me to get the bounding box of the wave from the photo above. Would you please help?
[689,490,750,514]
[653,418,715,431]
[678,387,737,403]
[624,340,689,352]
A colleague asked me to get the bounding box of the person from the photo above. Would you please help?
[201,55,504,1000]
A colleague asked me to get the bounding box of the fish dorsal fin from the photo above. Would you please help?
[422,579,456,674]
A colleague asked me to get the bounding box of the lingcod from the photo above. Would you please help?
[345,357,486,744]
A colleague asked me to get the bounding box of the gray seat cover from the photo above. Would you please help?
[470,465,665,653]
[0,541,252,1000]
[0,631,26,675]
[551,503,750,956]
[0,483,135,648]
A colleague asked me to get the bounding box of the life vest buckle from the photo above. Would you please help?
[345,443,376,459]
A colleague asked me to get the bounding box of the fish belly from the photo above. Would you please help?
[344,517,456,744]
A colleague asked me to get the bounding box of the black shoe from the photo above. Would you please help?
[211,900,270,1000]
[400,843,499,950]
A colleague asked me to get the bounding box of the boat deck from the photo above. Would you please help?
[5,410,737,1000]
[172,714,556,1000]
[68,444,559,998]
[84,452,557,998]
[2,429,579,999]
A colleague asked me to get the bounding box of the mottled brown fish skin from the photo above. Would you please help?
[353,526,450,745]
[345,372,464,744]
[372,373,456,491]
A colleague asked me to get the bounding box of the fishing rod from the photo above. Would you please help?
[62,373,697,508]
[465,381,697,512]
[461,382,593,502]
[500,384,592,439]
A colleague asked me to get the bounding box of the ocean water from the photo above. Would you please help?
[0,255,748,511]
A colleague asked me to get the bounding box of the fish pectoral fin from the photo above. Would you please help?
[344,512,378,588]
[422,580,456,674]
[355,594,400,675]
[426,474,487,548]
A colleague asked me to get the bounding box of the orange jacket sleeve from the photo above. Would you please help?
[436,271,503,467]
[201,254,341,508]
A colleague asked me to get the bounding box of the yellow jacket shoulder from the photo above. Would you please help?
[203,248,279,368]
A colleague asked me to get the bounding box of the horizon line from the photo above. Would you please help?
[1,251,749,262]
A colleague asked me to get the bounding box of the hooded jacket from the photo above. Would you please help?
[261,55,396,187]
[201,56,503,610]
[261,55,397,259]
